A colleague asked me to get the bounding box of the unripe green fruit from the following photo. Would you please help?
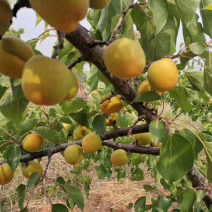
[82,132,102,153]
[111,149,129,167]
[22,161,43,179]
[64,145,84,165]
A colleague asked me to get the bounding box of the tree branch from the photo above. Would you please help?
[68,56,84,69]
[52,31,65,59]
[187,165,212,210]
[13,0,31,17]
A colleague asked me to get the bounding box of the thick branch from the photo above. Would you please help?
[187,165,212,209]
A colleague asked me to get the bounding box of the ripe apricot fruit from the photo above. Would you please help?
[105,113,118,126]
[111,149,129,167]
[0,36,34,78]
[82,132,102,153]
[63,71,78,102]
[100,94,123,115]
[133,133,154,146]
[0,0,12,36]
[22,55,71,106]
[73,126,91,141]
[90,0,111,9]
[138,80,152,96]
[22,161,43,179]
[104,38,146,79]
[147,58,178,92]
[64,145,84,165]
[0,163,14,185]
[29,0,89,33]
[22,134,44,153]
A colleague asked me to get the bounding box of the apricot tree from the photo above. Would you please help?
[0,0,212,211]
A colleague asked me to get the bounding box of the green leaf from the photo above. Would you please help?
[56,177,65,185]
[200,0,212,38]
[203,2,212,10]
[143,185,155,192]
[83,175,92,198]
[185,71,204,91]
[134,196,146,212]
[131,167,144,181]
[17,184,26,210]
[182,14,206,45]
[148,0,168,34]
[179,188,196,212]
[116,168,126,180]
[131,153,145,166]
[0,86,7,99]
[52,204,69,212]
[61,97,87,115]
[0,93,28,125]
[96,164,112,180]
[157,134,194,182]
[27,173,40,188]
[155,195,172,212]
[34,127,61,144]
[175,0,200,24]
[149,120,167,145]
[70,109,89,128]
[189,42,206,55]
[179,129,203,159]
[5,145,21,171]
[92,114,106,135]
[131,7,172,62]
[169,86,194,112]
[204,66,212,96]
[133,91,161,103]
[18,119,39,135]
[62,184,84,211]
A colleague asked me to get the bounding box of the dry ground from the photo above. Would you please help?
[0,153,173,212]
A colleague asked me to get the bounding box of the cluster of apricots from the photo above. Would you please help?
[0,35,79,106]
[104,38,179,95]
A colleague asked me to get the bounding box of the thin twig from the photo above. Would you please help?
[52,31,65,59]
[68,56,84,69]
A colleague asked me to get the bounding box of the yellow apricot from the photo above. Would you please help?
[22,134,44,153]
[111,149,129,167]
[104,38,146,79]
[64,145,84,165]
[82,132,102,153]
[63,123,72,134]
[0,163,14,185]
[0,0,12,36]
[147,58,178,92]
[63,71,78,102]
[105,113,118,126]
[0,36,34,78]
[22,161,43,179]
[133,132,154,146]
[22,55,71,106]
[90,0,111,9]
[29,0,89,33]
[100,94,123,115]
[73,126,91,141]
[138,80,152,96]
